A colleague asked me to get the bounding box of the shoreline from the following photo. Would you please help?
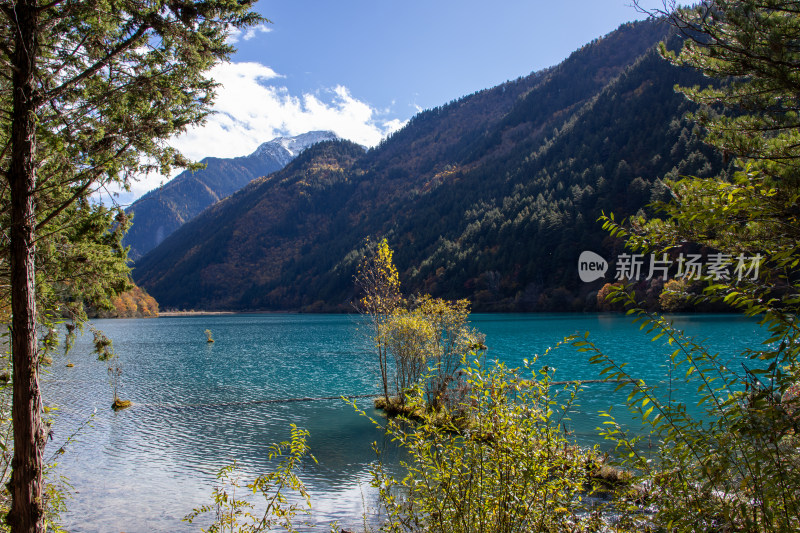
[157,310,238,317]
[157,308,745,315]
[157,310,300,317]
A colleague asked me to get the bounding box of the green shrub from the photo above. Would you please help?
[358,349,608,533]
[184,424,316,533]
[576,289,800,532]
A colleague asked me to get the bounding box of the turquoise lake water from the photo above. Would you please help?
[41,313,768,532]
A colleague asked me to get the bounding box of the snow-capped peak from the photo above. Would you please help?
[251,131,340,165]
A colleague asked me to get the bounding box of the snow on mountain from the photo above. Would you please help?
[125,130,343,260]
[252,131,340,166]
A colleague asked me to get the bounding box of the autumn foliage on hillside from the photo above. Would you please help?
[97,285,159,318]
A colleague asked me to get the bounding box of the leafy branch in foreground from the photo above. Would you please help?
[576,287,800,532]
[354,347,620,533]
[184,424,317,533]
[585,3,800,529]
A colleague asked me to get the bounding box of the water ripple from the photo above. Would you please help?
[40,313,766,532]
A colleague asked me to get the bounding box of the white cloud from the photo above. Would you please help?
[117,62,406,202]
[383,118,406,134]
[243,23,272,41]
[226,23,272,44]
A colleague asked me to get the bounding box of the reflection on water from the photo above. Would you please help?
[42,313,766,532]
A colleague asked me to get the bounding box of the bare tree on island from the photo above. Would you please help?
[354,238,402,404]
[1,1,262,530]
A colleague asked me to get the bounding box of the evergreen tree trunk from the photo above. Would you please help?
[0,1,259,529]
[7,0,46,531]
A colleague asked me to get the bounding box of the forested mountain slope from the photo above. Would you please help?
[134,20,726,311]
[124,131,338,259]
[134,141,366,308]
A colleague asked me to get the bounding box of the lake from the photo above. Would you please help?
[42,313,767,532]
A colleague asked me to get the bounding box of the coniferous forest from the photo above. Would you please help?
[133,19,729,312]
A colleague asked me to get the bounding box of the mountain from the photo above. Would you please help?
[123,130,339,259]
[134,20,728,312]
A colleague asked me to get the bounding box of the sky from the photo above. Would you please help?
[121,0,668,202]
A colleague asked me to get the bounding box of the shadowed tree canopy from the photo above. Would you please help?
[629,0,800,265]
[593,2,800,529]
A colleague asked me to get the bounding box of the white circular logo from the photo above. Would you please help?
[578,251,608,283]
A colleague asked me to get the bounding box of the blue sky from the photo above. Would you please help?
[237,0,666,116]
[127,0,667,200]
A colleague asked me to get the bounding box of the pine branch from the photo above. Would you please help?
[43,24,149,104]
